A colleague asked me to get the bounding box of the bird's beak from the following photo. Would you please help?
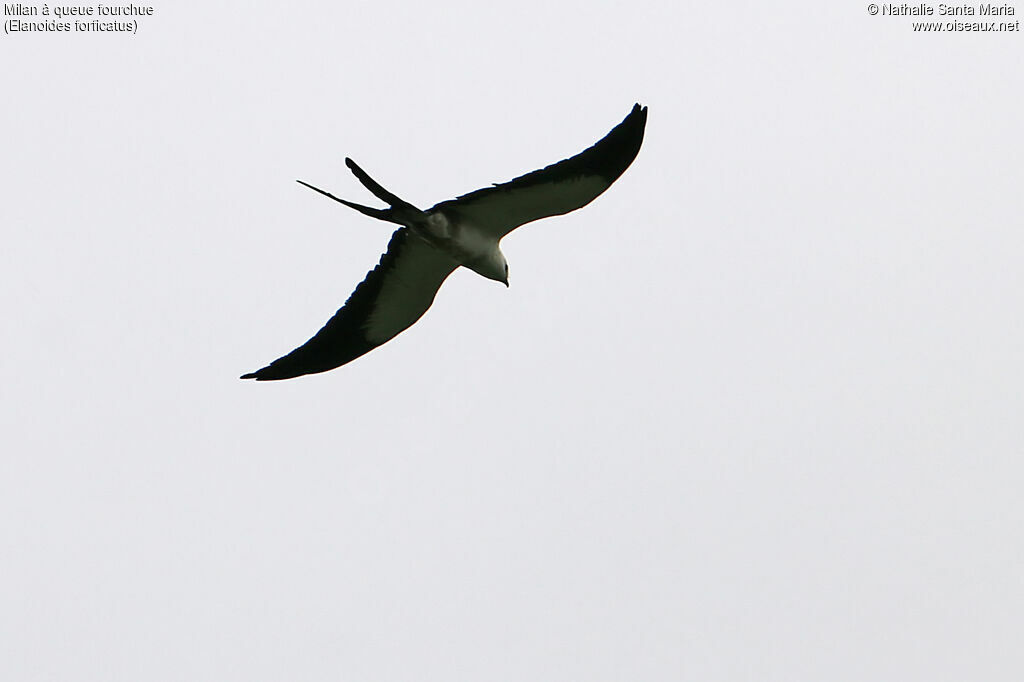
[503,279,509,288]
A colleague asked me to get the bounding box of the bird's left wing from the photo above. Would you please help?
[241,228,458,380]
[431,103,647,239]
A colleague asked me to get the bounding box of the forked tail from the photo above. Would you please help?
[296,158,426,226]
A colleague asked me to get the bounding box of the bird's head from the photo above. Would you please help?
[467,248,510,287]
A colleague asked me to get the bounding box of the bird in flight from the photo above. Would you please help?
[242,103,647,380]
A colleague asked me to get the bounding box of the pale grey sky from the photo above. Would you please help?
[2,2,1023,680]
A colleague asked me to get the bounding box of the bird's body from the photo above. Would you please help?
[416,211,505,283]
[242,104,647,380]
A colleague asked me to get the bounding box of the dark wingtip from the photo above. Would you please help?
[582,102,648,184]
[241,365,290,380]
[629,103,648,121]
[239,363,314,382]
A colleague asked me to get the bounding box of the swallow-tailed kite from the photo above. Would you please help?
[242,103,647,380]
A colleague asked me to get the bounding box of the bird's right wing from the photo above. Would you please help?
[241,229,459,380]
[431,104,647,239]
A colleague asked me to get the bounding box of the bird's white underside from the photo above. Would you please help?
[365,175,610,344]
